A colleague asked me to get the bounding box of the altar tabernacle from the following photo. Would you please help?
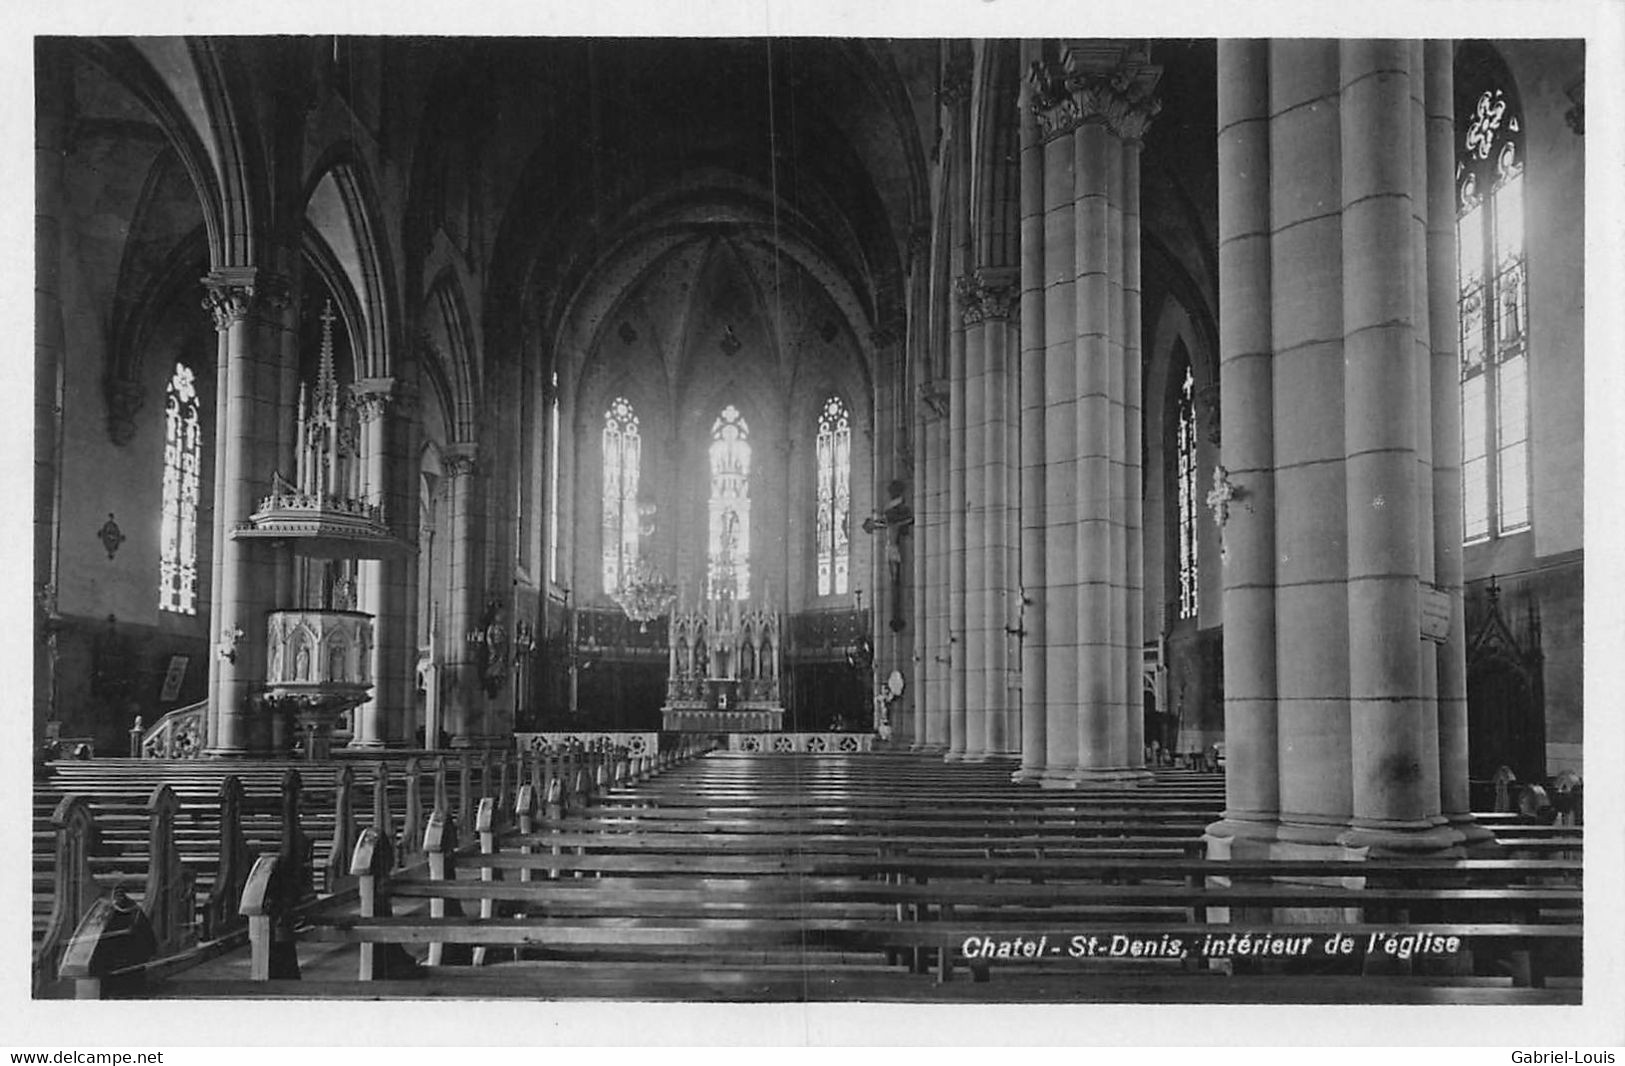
[661,587,783,732]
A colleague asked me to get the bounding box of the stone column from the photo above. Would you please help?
[1341,39,1430,842]
[1038,80,1078,783]
[1019,41,1159,788]
[1271,42,1356,845]
[203,267,292,755]
[1120,128,1148,770]
[954,273,984,760]
[349,378,411,748]
[1014,38,1049,782]
[1423,41,1488,845]
[1210,38,1280,833]
[915,384,950,752]
[945,253,970,759]
[907,389,928,749]
[441,442,483,745]
[958,269,1020,758]
[871,328,907,715]
[1208,40,1473,860]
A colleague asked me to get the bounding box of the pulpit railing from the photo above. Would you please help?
[134,699,208,759]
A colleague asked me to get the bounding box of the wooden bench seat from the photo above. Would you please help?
[391,876,1581,913]
[464,849,1583,883]
[54,747,1585,1004]
[559,812,1222,828]
[506,834,1199,858]
[149,962,1579,1005]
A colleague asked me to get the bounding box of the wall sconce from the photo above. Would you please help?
[97,513,126,560]
[217,623,245,662]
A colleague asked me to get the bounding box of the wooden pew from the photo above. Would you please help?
[235,788,1581,1002]
[91,741,1581,1004]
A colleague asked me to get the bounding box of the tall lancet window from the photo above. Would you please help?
[1175,362,1199,620]
[548,371,561,585]
[159,362,201,614]
[601,396,641,595]
[1457,54,1529,542]
[707,404,751,600]
[815,395,851,597]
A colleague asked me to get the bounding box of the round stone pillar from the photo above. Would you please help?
[440,442,483,745]
[203,268,292,756]
[944,91,972,763]
[1210,37,1280,840]
[1208,39,1476,860]
[1018,41,1160,788]
[957,269,1019,759]
[957,278,987,760]
[349,379,411,749]
[1039,107,1079,783]
[1014,41,1049,782]
[1422,40,1487,844]
[1339,39,1432,841]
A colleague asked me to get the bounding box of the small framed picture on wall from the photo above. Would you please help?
[159,655,190,702]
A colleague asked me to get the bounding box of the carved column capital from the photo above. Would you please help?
[352,377,397,423]
[1028,43,1162,143]
[200,267,292,331]
[955,267,1020,326]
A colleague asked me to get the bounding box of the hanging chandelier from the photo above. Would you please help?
[613,558,678,630]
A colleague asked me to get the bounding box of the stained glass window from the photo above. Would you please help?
[601,396,640,594]
[1175,363,1199,620]
[1457,56,1530,543]
[815,396,851,597]
[707,405,751,601]
[160,362,201,614]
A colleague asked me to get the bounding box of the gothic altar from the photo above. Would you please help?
[661,593,784,732]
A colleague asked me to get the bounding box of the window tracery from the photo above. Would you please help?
[1457,64,1530,542]
[602,396,641,594]
[815,395,851,597]
[160,362,201,615]
[707,405,751,600]
[1176,363,1199,620]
